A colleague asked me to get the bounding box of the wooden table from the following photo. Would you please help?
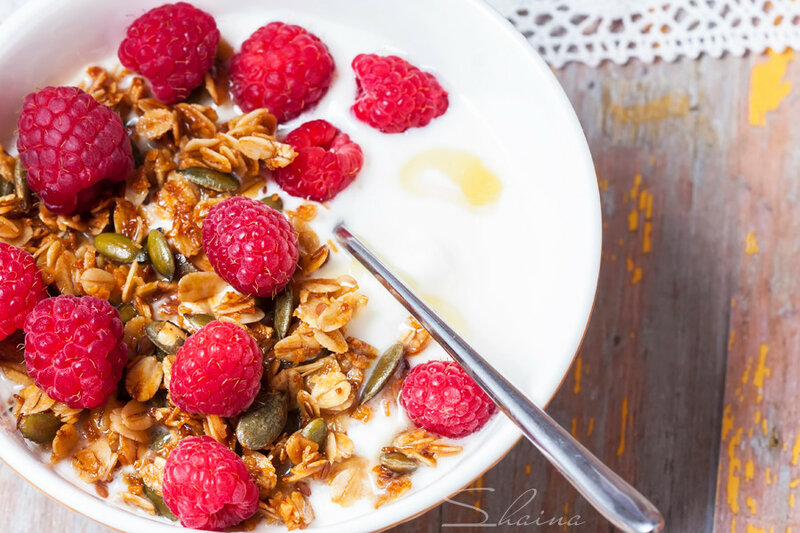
[2,45,796,533]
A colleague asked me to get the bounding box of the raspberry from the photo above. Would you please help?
[16,86,133,215]
[230,22,334,122]
[351,54,449,133]
[162,436,259,530]
[170,321,263,417]
[203,196,298,297]
[118,2,220,104]
[401,360,496,438]
[23,295,126,409]
[0,243,45,341]
[274,120,364,202]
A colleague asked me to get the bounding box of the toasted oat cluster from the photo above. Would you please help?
[0,63,462,530]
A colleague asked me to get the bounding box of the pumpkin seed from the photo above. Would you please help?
[273,284,294,340]
[147,230,175,280]
[118,303,137,323]
[143,484,177,520]
[13,159,30,212]
[380,451,418,474]
[178,167,239,192]
[183,313,214,331]
[299,417,328,447]
[235,391,287,450]
[149,427,173,451]
[145,321,187,355]
[279,350,328,370]
[360,343,405,405]
[19,413,61,444]
[175,253,198,277]
[261,194,283,211]
[94,233,147,263]
[147,389,169,409]
[0,177,12,196]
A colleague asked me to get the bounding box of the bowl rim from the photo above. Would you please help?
[0,0,602,531]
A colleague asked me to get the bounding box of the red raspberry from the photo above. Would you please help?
[401,360,496,438]
[23,295,127,409]
[274,120,364,202]
[0,243,45,341]
[118,2,220,104]
[16,86,133,215]
[170,321,263,417]
[230,22,334,122]
[163,436,259,530]
[203,196,298,297]
[351,54,449,133]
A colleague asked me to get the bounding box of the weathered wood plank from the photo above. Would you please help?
[712,49,800,533]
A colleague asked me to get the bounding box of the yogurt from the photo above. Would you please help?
[4,10,550,531]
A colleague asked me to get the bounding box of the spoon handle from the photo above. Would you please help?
[334,224,664,533]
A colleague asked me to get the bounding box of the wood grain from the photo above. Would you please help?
[711,50,800,533]
[1,46,790,533]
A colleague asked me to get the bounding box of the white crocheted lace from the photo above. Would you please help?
[2,0,798,68]
[488,0,800,67]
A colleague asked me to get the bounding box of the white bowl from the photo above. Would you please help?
[0,0,601,531]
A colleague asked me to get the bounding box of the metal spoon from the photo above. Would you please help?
[334,223,664,533]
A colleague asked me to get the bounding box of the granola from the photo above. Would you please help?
[0,49,461,532]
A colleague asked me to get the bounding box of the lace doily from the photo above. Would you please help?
[489,0,800,67]
[2,0,798,67]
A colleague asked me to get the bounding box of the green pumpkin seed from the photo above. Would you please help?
[261,194,283,211]
[178,167,239,192]
[0,177,13,196]
[279,350,327,370]
[145,321,187,355]
[236,391,287,450]
[147,389,169,408]
[380,451,418,474]
[299,418,328,447]
[175,253,198,277]
[94,233,147,263]
[273,284,294,340]
[147,230,175,280]
[19,413,61,443]
[149,427,173,451]
[360,343,405,405]
[14,159,30,212]
[183,313,214,331]
[143,484,178,520]
[118,303,137,323]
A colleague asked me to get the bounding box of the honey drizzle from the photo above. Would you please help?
[399,148,502,207]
